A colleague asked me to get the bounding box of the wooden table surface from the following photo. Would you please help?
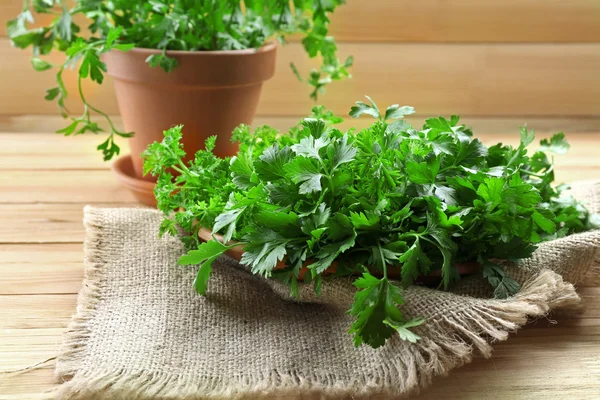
[1,126,599,399]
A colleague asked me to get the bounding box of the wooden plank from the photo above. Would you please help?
[262,43,600,117]
[0,293,598,398]
[0,131,125,170]
[0,243,83,295]
[3,348,599,400]
[2,131,600,171]
[4,115,600,137]
[0,170,137,204]
[0,132,597,183]
[416,341,600,400]
[2,0,600,43]
[0,243,83,294]
[2,40,600,117]
[0,261,83,295]
[2,209,76,246]
[1,243,82,263]
[328,0,600,43]
[0,204,150,243]
[0,132,600,174]
[0,329,63,387]
[0,368,56,400]
[0,204,84,243]
[0,203,147,244]
[0,294,77,329]
[0,243,83,293]
[0,135,600,204]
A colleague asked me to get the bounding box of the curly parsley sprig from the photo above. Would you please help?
[144,98,598,348]
[8,0,352,159]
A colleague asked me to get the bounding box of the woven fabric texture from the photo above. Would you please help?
[55,181,600,399]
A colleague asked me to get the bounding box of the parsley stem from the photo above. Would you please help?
[438,164,460,175]
[164,146,191,175]
[398,231,425,240]
[326,175,335,198]
[377,243,388,280]
[171,165,185,175]
[506,147,524,168]
[419,236,437,247]
[77,76,122,136]
[522,165,553,178]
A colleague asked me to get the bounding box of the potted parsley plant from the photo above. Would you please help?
[8,0,352,204]
[143,97,598,348]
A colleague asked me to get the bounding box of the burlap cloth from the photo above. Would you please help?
[55,181,600,399]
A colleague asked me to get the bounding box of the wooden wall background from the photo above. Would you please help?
[1,0,600,132]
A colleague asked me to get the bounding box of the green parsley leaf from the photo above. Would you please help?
[230,152,257,189]
[384,317,424,343]
[532,211,556,234]
[332,134,357,169]
[212,207,245,243]
[539,133,570,155]
[44,87,60,101]
[284,157,324,194]
[254,145,293,181]
[384,104,415,121]
[178,240,232,295]
[349,96,381,120]
[520,125,536,148]
[240,229,290,277]
[31,57,52,71]
[349,212,380,230]
[399,238,432,287]
[291,135,330,161]
[308,234,356,275]
[348,273,398,348]
[482,263,520,299]
[405,157,440,185]
[477,177,505,210]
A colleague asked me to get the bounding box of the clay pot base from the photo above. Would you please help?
[112,154,157,207]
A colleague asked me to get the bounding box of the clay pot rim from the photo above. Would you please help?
[104,40,278,87]
[112,154,155,191]
[123,41,277,57]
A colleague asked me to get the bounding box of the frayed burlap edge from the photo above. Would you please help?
[53,207,584,400]
[569,180,600,286]
[55,207,108,384]
[587,242,600,287]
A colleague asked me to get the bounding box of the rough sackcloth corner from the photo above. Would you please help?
[55,181,600,399]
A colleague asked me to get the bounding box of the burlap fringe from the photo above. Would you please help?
[569,180,600,286]
[54,208,581,400]
[393,270,581,397]
[587,247,600,286]
[55,207,108,385]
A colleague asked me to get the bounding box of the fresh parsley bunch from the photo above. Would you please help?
[143,98,598,348]
[8,0,352,160]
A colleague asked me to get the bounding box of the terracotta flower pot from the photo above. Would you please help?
[104,43,277,203]
[197,227,480,284]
